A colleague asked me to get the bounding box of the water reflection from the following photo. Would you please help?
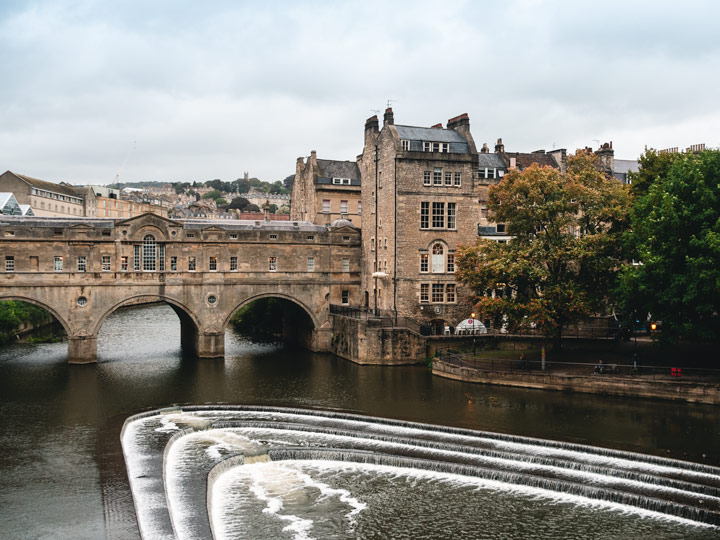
[0,303,718,540]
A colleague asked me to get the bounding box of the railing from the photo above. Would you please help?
[435,352,720,382]
[329,305,423,334]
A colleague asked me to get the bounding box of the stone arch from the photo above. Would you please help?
[92,294,201,336]
[130,224,167,242]
[0,294,71,335]
[222,292,319,331]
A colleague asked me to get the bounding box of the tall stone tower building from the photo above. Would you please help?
[358,108,479,332]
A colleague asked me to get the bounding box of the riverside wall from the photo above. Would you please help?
[433,359,720,405]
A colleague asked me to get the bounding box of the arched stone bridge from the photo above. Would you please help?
[0,214,361,363]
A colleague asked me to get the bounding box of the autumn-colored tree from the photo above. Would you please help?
[456,154,630,346]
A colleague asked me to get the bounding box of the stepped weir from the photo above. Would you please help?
[122,406,720,539]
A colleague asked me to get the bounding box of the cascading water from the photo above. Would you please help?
[121,406,720,540]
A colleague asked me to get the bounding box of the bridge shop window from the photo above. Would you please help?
[5,256,14,272]
[54,256,63,272]
[121,256,128,271]
[341,290,349,304]
[142,235,157,271]
[230,256,237,272]
[342,257,350,272]
[209,257,217,271]
[307,257,315,272]
[269,257,277,272]
[77,256,87,272]
[170,257,177,272]
[188,257,196,271]
[102,256,111,272]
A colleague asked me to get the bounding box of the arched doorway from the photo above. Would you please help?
[0,297,68,345]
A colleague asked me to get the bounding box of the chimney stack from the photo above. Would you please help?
[481,143,489,154]
[383,107,394,127]
[495,138,504,153]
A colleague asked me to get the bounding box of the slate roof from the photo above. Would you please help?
[0,216,114,227]
[513,153,560,169]
[477,153,507,169]
[316,159,360,181]
[614,159,639,175]
[395,125,467,143]
[12,172,85,198]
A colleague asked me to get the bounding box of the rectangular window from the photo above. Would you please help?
[378,171,382,189]
[170,256,177,271]
[371,237,375,251]
[420,284,429,303]
[209,256,217,271]
[341,290,349,304]
[447,253,455,273]
[322,200,331,213]
[433,168,442,186]
[447,203,456,230]
[432,283,444,303]
[420,253,428,272]
[143,243,156,272]
[454,172,461,186]
[188,257,196,271]
[230,256,237,271]
[440,143,449,153]
[423,171,431,186]
[307,235,315,240]
[402,140,410,151]
[420,202,429,229]
[5,256,14,272]
[269,234,278,240]
[134,245,140,271]
[54,256,63,271]
[340,200,348,214]
[230,233,238,239]
[357,201,362,215]
[432,202,445,228]
[445,172,452,186]
[307,257,315,272]
[269,257,277,272]
[342,257,350,272]
[186,233,195,238]
[496,223,506,233]
[77,256,87,272]
[121,256,128,271]
[159,245,165,271]
[481,204,488,218]
[423,141,432,152]
[487,168,496,179]
[446,284,456,303]
[102,255,111,271]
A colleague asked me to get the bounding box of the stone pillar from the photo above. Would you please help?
[68,335,98,364]
[309,325,332,352]
[196,332,224,359]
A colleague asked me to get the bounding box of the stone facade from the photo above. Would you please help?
[0,170,88,217]
[0,214,361,363]
[358,109,480,333]
[291,151,362,227]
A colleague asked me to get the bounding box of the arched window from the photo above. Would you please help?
[432,243,444,273]
[142,235,156,271]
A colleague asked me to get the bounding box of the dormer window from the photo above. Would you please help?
[401,140,410,151]
[332,178,351,185]
[423,142,449,153]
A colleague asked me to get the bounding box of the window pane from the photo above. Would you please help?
[447,203,456,229]
[420,284,429,303]
[420,202,429,229]
[432,202,444,228]
[432,283,444,302]
[420,254,428,272]
[142,235,156,271]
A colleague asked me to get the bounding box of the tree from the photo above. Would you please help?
[283,174,295,190]
[202,190,223,200]
[227,197,251,211]
[455,154,630,346]
[618,149,720,343]
[236,178,251,193]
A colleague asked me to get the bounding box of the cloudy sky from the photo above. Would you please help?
[1,0,718,185]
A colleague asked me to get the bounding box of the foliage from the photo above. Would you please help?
[227,197,251,210]
[456,154,630,344]
[202,190,224,200]
[0,301,55,344]
[216,198,227,206]
[617,149,720,342]
[283,174,295,190]
[628,149,682,198]
[230,298,310,341]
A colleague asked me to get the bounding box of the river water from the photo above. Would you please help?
[0,303,718,539]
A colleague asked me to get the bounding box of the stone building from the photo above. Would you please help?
[291,151,362,227]
[0,170,89,217]
[358,108,479,333]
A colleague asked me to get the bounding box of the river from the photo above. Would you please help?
[0,303,718,539]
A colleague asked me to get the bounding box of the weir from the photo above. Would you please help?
[122,406,720,539]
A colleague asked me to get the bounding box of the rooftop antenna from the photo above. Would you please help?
[592,139,600,149]
[370,109,381,115]
[115,140,136,185]
[386,99,397,108]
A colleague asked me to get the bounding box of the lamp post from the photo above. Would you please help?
[471,312,476,356]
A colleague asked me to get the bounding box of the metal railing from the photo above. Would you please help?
[436,353,720,382]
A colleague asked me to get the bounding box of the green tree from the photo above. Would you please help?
[456,154,630,346]
[618,150,720,342]
[228,197,251,210]
[202,190,223,200]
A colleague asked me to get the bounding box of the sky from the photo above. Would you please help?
[1,0,718,185]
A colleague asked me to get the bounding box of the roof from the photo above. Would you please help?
[614,159,639,175]
[11,172,85,198]
[477,153,507,169]
[316,159,360,181]
[0,216,114,228]
[395,125,467,144]
[513,153,559,169]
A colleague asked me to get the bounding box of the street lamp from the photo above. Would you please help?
[471,312,476,355]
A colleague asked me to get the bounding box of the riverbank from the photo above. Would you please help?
[433,358,720,404]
